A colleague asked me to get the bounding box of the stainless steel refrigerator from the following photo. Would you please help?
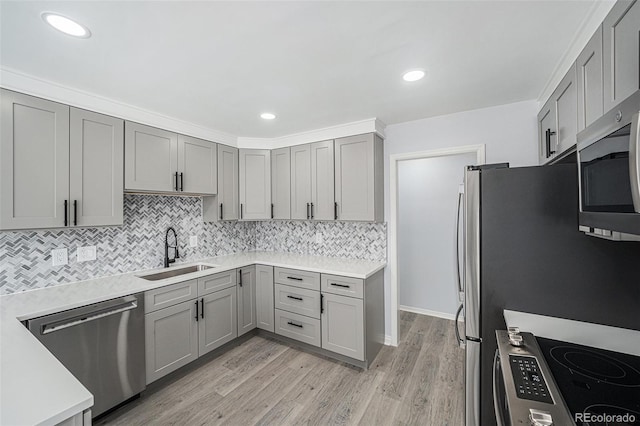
[453,163,640,426]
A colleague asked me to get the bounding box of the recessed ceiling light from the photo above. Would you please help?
[42,13,91,38]
[402,69,425,82]
[260,113,276,120]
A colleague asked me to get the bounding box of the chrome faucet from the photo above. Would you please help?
[164,227,180,268]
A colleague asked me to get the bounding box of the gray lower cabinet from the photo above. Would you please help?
[256,265,275,332]
[237,266,257,336]
[334,133,383,222]
[217,144,239,221]
[199,286,237,356]
[602,0,640,114]
[274,284,321,319]
[321,292,364,361]
[271,147,291,220]
[239,149,271,220]
[177,135,217,195]
[125,122,178,193]
[577,26,604,132]
[274,309,321,347]
[145,298,199,384]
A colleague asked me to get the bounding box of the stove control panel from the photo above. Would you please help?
[509,355,553,403]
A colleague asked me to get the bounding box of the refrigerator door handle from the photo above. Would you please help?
[454,303,465,348]
[455,190,464,301]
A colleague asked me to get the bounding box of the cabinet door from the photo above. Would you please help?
[553,63,578,155]
[334,134,381,221]
[537,99,557,164]
[217,144,239,220]
[271,147,291,220]
[145,299,198,384]
[603,0,640,113]
[237,266,257,336]
[310,140,335,220]
[177,135,217,195]
[577,26,604,132]
[290,144,311,220]
[255,265,275,332]
[198,286,237,356]
[0,89,69,230]
[239,149,271,220]
[69,108,124,227]
[124,122,178,192]
[321,293,364,361]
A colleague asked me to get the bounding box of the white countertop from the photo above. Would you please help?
[0,251,385,426]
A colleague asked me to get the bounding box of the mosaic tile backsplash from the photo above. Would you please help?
[0,195,386,294]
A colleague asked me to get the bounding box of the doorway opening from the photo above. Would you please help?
[388,145,485,346]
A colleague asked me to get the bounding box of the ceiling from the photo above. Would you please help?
[1,1,598,138]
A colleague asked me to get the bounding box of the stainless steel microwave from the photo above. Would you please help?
[577,90,640,240]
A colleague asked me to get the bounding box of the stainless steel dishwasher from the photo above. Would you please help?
[27,294,146,417]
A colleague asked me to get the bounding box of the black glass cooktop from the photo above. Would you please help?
[537,337,640,426]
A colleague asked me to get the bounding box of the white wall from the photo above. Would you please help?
[384,100,540,340]
[398,153,476,318]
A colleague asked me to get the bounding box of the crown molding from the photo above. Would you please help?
[237,117,386,149]
[0,67,238,146]
[536,0,616,106]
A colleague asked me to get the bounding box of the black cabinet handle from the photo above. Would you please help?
[330,283,350,288]
[240,203,243,219]
[306,203,310,219]
[287,276,303,281]
[238,269,243,287]
[200,298,204,319]
[310,203,314,219]
[194,301,199,322]
[271,204,274,219]
[174,172,179,191]
[73,200,77,226]
[287,295,303,301]
[287,321,303,328]
[321,294,324,314]
[545,128,557,158]
[334,202,338,220]
[180,173,184,191]
[220,203,223,220]
[64,200,68,227]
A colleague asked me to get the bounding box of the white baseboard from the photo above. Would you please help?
[384,335,394,346]
[399,305,462,321]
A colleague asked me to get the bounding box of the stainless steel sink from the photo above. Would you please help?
[139,264,216,281]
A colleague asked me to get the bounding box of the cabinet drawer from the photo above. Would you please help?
[144,280,198,313]
[274,284,320,319]
[321,274,364,299]
[275,309,321,347]
[198,270,236,296]
[274,267,320,291]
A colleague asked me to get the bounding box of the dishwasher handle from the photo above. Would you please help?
[41,298,138,335]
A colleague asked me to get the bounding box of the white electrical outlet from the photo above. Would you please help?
[51,248,68,266]
[77,246,97,262]
[190,235,198,247]
[315,232,323,244]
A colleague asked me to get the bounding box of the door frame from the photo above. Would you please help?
[388,144,485,346]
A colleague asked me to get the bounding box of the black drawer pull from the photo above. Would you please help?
[287,321,303,328]
[194,301,199,322]
[64,199,68,226]
[287,295,303,301]
[200,298,204,319]
[330,283,350,288]
[287,276,303,281]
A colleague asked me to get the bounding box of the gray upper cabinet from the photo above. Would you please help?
[1,90,70,230]
[239,149,271,220]
[290,144,312,220]
[537,98,557,164]
[255,265,275,332]
[70,108,124,227]
[177,135,217,195]
[577,26,604,132]
[125,122,178,193]
[237,266,257,336]
[603,0,640,114]
[553,63,578,156]
[217,144,239,221]
[271,147,291,220]
[198,286,237,356]
[310,140,335,221]
[334,134,383,222]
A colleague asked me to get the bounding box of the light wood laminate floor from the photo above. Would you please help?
[97,312,464,426]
